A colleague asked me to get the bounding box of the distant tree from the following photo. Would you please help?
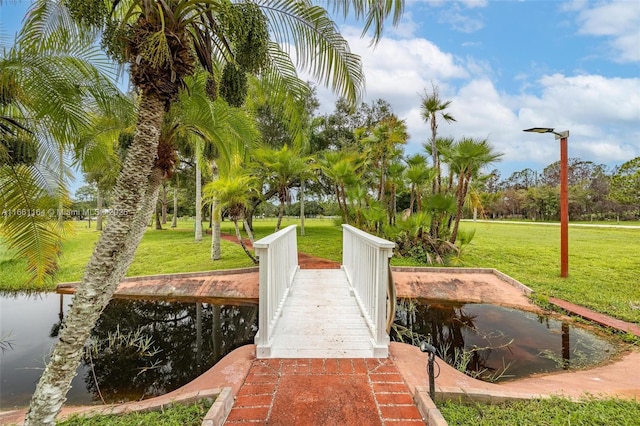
[610,157,640,216]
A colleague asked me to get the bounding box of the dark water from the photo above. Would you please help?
[1,294,620,409]
[391,299,617,382]
[0,293,257,409]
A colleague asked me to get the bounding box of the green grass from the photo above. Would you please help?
[0,219,256,291]
[57,399,212,426]
[458,221,640,324]
[2,217,639,324]
[438,396,640,425]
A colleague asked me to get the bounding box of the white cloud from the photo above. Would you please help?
[438,8,484,33]
[388,11,419,39]
[458,0,488,9]
[307,24,639,175]
[573,1,640,63]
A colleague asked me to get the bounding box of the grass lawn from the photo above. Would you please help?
[57,399,212,426]
[1,217,638,323]
[438,396,640,425]
[458,221,640,324]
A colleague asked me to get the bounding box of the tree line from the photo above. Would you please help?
[480,157,639,222]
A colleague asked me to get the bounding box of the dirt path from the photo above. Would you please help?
[220,232,340,269]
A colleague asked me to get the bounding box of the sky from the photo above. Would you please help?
[312,0,640,179]
[2,0,640,182]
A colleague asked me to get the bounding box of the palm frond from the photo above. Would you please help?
[0,164,64,285]
[259,0,364,104]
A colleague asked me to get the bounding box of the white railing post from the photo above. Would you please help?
[254,225,298,358]
[342,224,395,357]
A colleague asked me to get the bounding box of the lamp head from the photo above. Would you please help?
[523,128,569,139]
[523,127,555,134]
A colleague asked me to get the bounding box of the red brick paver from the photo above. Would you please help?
[225,358,424,425]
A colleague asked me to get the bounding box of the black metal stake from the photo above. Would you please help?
[420,341,437,401]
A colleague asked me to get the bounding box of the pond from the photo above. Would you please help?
[0,293,257,409]
[391,299,618,382]
[1,294,622,409]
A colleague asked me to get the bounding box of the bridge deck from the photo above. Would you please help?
[268,269,374,358]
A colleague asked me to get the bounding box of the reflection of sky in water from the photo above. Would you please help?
[395,301,617,382]
[0,292,90,408]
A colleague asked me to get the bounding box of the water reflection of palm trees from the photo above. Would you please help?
[392,299,512,381]
[68,299,257,403]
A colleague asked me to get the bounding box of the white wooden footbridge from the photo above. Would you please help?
[253,224,396,358]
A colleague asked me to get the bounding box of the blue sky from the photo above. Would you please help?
[316,0,640,179]
[2,0,639,182]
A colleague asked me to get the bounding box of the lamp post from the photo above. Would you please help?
[523,127,569,278]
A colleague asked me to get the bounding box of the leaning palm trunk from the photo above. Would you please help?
[25,93,165,425]
[242,218,254,243]
[233,219,257,264]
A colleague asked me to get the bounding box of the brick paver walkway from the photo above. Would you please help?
[225,358,424,425]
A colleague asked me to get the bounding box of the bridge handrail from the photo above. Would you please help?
[254,225,298,357]
[342,224,395,357]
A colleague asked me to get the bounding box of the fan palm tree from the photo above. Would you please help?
[23,2,403,422]
[405,154,432,212]
[361,115,408,203]
[445,137,503,243]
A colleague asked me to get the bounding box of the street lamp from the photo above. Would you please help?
[523,127,569,277]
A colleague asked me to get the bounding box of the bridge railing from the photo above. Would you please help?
[342,224,395,357]
[254,225,298,358]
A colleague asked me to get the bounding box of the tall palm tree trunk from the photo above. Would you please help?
[300,180,306,236]
[96,187,103,231]
[25,93,165,426]
[211,202,221,260]
[161,184,168,224]
[195,157,202,241]
[449,176,469,244]
[171,184,178,228]
[210,161,221,260]
[276,201,285,231]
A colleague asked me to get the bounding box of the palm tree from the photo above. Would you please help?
[204,157,258,263]
[405,154,432,213]
[360,115,407,203]
[445,137,503,243]
[420,84,456,195]
[1,2,124,285]
[386,160,406,225]
[165,71,258,251]
[420,85,455,241]
[320,150,363,223]
[253,144,314,231]
[23,1,403,421]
